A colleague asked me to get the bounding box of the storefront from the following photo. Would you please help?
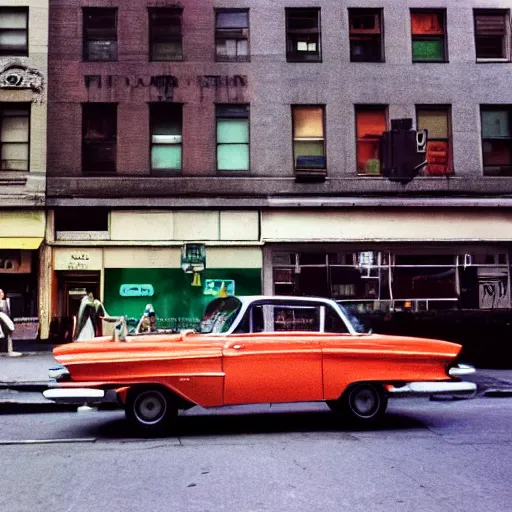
[262,209,512,312]
[0,211,45,340]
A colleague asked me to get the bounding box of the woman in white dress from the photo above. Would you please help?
[74,291,108,341]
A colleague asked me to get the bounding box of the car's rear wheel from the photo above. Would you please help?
[327,383,388,426]
[125,387,178,435]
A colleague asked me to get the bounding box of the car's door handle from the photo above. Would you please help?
[232,344,245,350]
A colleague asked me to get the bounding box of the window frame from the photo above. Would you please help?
[149,102,183,174]
[480,105,512,176]
[215,8,250,63]
[0,102,30,172]
[291,105,326,172]
[410,9,448,63]
[82,7,118,62]
[354,105,388,176]
[148,7,183,62]
[416,105,453,176]
[348,8,384,63]
[0,7,29,57]
[215,104,250,172]
[474,9,511,62]
[81,103,117,175]
[285,8,322,63]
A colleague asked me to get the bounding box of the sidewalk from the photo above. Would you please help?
[1,348,512,412]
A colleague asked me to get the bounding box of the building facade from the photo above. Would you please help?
[45,0,512,340]
[0,0,48,341]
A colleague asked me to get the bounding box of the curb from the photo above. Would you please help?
[0,382,51,392]
[481,388,512,398]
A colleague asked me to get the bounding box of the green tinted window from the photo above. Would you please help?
[217,144,249,170]
[151,145,182,170]
[217,119,249,143]
[412,40,444,61]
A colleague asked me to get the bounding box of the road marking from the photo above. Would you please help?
[0,438,97,445]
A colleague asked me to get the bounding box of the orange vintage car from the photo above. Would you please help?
[44,296,476,434]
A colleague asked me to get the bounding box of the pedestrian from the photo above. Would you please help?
[136,304,158,334]
[74,288,109,341]
[0,288,15,352]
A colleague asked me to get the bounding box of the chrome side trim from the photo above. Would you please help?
[43,388,105,404]
[449,364,476,376]
[388,381,477,397]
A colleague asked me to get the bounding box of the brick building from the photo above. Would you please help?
[43,0,512,339]
[0,0,48,342]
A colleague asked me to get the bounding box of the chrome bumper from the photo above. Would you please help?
[387,381,477,397]
[448,363,476,376]
[43,388,105,404]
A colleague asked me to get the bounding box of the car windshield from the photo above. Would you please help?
[198,297,242,334]
[337,303,368,334]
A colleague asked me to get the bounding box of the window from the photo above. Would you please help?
[149,8,182,61]
[349,9,384,62]
[55,208,109,232]
[474,10,510,60]
[150,103,182,172]
[480,106,512,176]
[82,104,117,174]
[286,8,321,62]
[83,8,117,61]
[216,105,249,171]
[292,106,326,171]
[0,8,28,56]
[411,10,447,62]
[0,104,29,171]
[416,106,452,176]
[355,106,387,175]
[215,9,249,62]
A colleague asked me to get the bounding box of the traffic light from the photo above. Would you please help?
[380,118,428,183]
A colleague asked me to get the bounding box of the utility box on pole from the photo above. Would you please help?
[380,118,428,183]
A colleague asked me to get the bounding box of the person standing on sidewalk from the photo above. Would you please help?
[0,288,15,352]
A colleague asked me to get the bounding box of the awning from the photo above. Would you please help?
[0,237,43,250]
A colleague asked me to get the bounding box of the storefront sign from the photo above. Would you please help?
[54,248,103,271]
[203,279,235,297]
[119,284,155,297]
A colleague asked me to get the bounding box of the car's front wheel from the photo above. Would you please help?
[327,383,388,426]
[125,387,178,435]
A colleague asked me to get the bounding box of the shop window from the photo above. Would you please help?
[474,10,510,61]
[480,106,512,176]
[215,9,249,62]
[0,103,29,171]
[83,8,117,61]
[355,105,387,175]
[292,106,326,173]
[150,103,182,172]
[149,8,183,61]
[411,10,447,62]
[286,8,321,62]
[82,103,117,174]
[416,106,452,176]
[0,7,28,56]
[55,208,109,232]
[216,104,250,171]
[349,9,384,62]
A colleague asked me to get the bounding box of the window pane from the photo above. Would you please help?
[87,40,117,61]
[350,38,382,62]
[151,41,182,60]
[217,119,249,143]
[293,107,324,138]
[424,141,451,176]
[412,40,444,61]
[0,31,27,51]
[357,140,380,174]
[482,110,510,138]
[411,12,444,35]
[218,144,249,170]
[417,110,448,139]
[0,11,27,29]
[483,140,512,166]
[1,115,29,142]
[476,36,505,58]
[216,11,248,29]
[237,39,249,56]
[151,145,182,170]
[356,109,386,138]
[1,142,28,170]
[294,140,325,158]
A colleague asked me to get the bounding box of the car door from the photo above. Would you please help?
[222,303,323,405]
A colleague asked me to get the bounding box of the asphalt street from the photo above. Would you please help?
[0,396,511,512]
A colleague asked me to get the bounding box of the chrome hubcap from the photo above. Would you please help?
[134,391,167,424]
[351,386,379,418]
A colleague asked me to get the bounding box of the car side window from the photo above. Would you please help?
[232,305,264,333]
[324,306,350,333]
[274,306,319,332]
